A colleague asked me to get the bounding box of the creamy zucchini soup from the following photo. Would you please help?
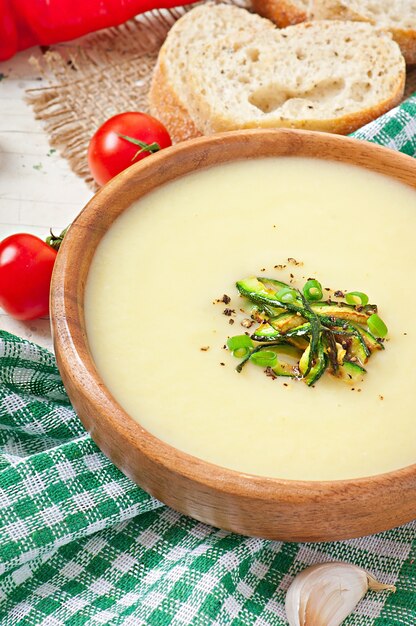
[85,157,416,481]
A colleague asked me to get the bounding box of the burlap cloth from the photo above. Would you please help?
[26,1,416,189]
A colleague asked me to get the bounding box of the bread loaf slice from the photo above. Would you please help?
[149,6,405,141]
[149,4,275,142]
[252,0,416,64]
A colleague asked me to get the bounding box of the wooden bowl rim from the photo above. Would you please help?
[52,128,416,505]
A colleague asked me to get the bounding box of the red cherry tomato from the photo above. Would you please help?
[87,112,172,186]
[0,234,57,321]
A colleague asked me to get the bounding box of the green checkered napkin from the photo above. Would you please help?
[1,96,416,626]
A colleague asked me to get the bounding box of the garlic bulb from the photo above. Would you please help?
[285,562,396,626]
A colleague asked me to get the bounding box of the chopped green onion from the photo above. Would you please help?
[250,350,278,368]
[367,314,388,338]
[227,335,254,352]
[234,347,250,359]
[346,291,369,306]
[275,287,298,304]
[303,279,323,301]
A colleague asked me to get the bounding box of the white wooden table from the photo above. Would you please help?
[0,49,92,351]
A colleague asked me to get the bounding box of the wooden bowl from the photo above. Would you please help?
[51,129,416,542]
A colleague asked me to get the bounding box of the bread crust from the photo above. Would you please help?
[221,75,405,135]
[150,62,404,140]
[251,0,308,26]
[149,7,406,141]
[149,59,202,143]
[252,0,416,64]
[389,29,416,65]
[340,6,416,65]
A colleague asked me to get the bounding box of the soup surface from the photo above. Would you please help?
[85,157,416,480]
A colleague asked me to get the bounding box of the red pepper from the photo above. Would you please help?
[0,0,194,61]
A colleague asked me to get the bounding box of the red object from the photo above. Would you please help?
[0,0,193,60]
[0,233,57,320]
[88,112,172,185]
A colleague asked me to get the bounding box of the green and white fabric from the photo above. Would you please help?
[353,94,416,157]
[0,95,415,625]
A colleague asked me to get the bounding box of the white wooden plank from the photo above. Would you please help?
[0,132,56,157]
[19,199,82,229]
[0,97,35,116]
[0,114,46,133]
[0,198,20,225]
[0,48,94,350]
[0,224,51,239]
[0,156,91,205]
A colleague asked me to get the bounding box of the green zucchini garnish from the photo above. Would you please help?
[299,339,327,386]
[334,361,367,385]
[350,324,384,352]
[311,302,372,326]
[251,323,281,342]
[225,275,387,387]
[270,312,306,333]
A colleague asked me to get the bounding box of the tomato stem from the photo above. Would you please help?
[46,226,69,251]
[117,133,161,161]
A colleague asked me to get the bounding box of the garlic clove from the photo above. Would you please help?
[285,562,396,626]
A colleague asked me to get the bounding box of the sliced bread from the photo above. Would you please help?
[252,0,416,64]
[148,4,275,142]
[149,6,405,141]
